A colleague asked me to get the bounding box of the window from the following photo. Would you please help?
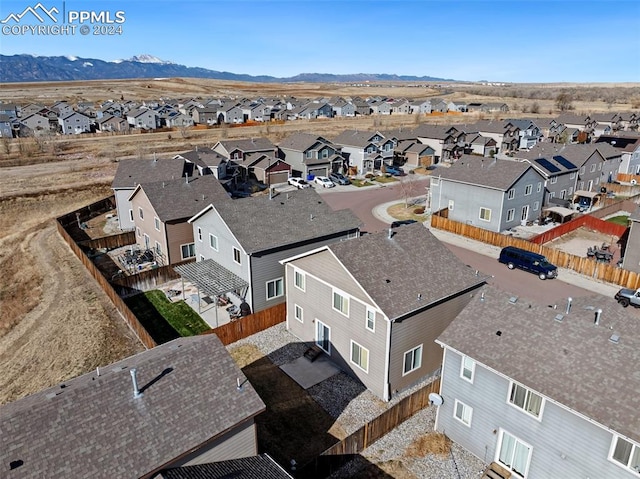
[136,227,140,237]
[197,227,202,241]
[129,209,134,222]
[233,247,241,265]
[533,201,539,211]
[209,234,218,251]
[568,187,573,196]
[366,308,375,332]
[507,189,515,200]
[294,270,305,291]
[570,172,576,179]
[536,182,542,192]
[350,341,369,372]
[524,184,532,196]
[506,208,515,222]
[454,400,473,426]
[611,435,640,473]
[550,176,557,184]
[580,166,585,175]
[154,217,160,231]
[461,356,475,382]
[448,199,454,211]
[294,304,303,323]
[498,430,532,478]
[154,241,162,256]
[321,148,329,158]
[138,207,144,219]
[479,207,491,222]
[590,163,596,172]
[306,150,313,159]
[508,382,543,418]
[403,345,423,375]
[332,290,349,316]
[181,243,195,260]
[266,278,284,300]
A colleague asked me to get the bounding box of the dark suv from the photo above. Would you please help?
[498,246,558,280]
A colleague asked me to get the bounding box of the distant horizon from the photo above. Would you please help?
[1,0,639,83]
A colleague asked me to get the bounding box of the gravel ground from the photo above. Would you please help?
[228,323,486,478]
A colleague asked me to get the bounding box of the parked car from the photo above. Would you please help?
[385,165,404,176]
[329,172,350,185]
[314,176,335,188]
[498,246,558,280]
[391,219,417,228]
[614,288,640,308]
[288,177,311,189]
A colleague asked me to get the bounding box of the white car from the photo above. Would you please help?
[287,177,311,189]
[313,176,335,188]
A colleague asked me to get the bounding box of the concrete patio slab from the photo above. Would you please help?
[280,355,341,389]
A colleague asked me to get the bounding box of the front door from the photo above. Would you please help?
[497,430,532,478]
[316,320,330,354]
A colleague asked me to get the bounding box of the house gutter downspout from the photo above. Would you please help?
[383,316,392,402]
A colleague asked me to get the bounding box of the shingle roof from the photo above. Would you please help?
[412,124,458,140]
[437,286,640,444]
[327,223,485,320]
[205,188,361,254]
[278,132,331,152]
[332,130,379,148]
[217,138,276,154]
[112,158,187,189]
[0,335,266,479]
[159,454,292,479]
[136,175,230,222]
[177,149,228,168]
[435,155,536,191]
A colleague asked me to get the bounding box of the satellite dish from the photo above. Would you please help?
[429,393,444,406]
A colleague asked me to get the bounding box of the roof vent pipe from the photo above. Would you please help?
[594,309,602,326]
[130,368,143,399]
[566,297,572,314]
[388,228,392,239]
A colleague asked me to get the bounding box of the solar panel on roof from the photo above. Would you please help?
[535,158,561,173]
[552,155,578,170]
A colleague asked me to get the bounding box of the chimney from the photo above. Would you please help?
[130,368,143,399]
[594,309,602,326]
[565,297,572,314]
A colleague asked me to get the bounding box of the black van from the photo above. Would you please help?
[498,246,558,280]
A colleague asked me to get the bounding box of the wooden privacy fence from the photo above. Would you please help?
[529,214,627,245]
[297,379,441,478]
[201,303,286,346]
[57,196,116,228]
[589,197,640,219]
[111,259,193,296]
[431,214,640,290]
[617,173,640,185]
[77,230,136,250]
[56,220,157,349]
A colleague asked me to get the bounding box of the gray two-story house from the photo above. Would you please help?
[281,224,486,401]
[436,286,640,479]
[332,130,395,175]
[278,132,344,178]
[188,188,361,314]
[430,156,546,231]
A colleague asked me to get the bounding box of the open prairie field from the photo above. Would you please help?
[0,77,638,404]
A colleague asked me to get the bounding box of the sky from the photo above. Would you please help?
[1,0,639,83]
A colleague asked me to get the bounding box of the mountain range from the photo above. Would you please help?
[0,53,452,84]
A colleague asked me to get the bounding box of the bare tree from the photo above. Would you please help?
[398,175,419,208]
[555,92,574,111]
[530,102,540,114]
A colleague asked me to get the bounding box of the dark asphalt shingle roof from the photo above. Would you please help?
[0,335,266,479]
[205,188,361,254]
[332,130,380,148]
[437,286,640,444]
[216,138,276,154]
[135,175,230,222]
[177,149,228,168]
[112,158,186,189]
[327,223,485,319]
[435,155,536,191]
[278,132,332,152]
[159,454,293,479]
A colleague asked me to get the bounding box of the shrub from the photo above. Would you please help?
[408,169,415,175]
[414,207,425,214]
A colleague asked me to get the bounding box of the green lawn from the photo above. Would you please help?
[125,290,211,344]
[606,215,629,226]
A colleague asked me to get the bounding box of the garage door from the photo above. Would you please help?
[308,167,327,178]
[268,171,289,185]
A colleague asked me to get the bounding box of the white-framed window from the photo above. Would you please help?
[460,356,475,382]
[197,227,202,242]
[549,192,556,199]
[233,247,241,265]
[590,163,597,172]
[497,430,532,478]
[610,435,640,473]
[154,217,160,231]
[560,189,566,199]
[431,177,440,186]
[570,172,576,179]
[294,270,305,291]
[332,289,349,316]
[180,243,195,260]
[154,241,162,256]
[507,188,515,200]
[479,207,491,222]
[533,201,539,211]
[306,150,313,159]
[536,182,542,192]
[366,308,375,332]
[136,227,140,237]
[506,208,515,222]
[403,344,423,375]
[266,278,284,300]
[321,148,329,158]
[138,207,144,219]
[209,234,218,251]
[454,399,473,426]
[294,304,303,323]
[508,382,544,419]
[129,209,134,222]
[580,166,585,175]
[524,184,532,196]
[568,187,573,196]
[448,199,454,211]
[350,340,369,373]
[550,176,557,184]
[598,163,602,171]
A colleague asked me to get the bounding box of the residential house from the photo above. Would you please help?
[164,111,194,128]
[212,138,278,181]
[278,132,344,178]
[0,103,20,118]
[429,155,546,231]
[621,206,640,273]
[127,108,159,130]
[332,130,395,175]
[536,117,567,144]
[619,112,639,131]
[555,113,596,140]
[0,114,14,137]
[394,139,436,167]
[410,99,432,115]
[331,99,356,117]
[58,111,92,134]
[173,148,230,179]
[244,155,292,185]
[429,98,449,113]
[111,157,188,231]
[465,134,498,158]
[390,99,412,115]
[97,114,129,133]
[447,101,468,113]
[352,98,372,116]
[193,107,220,125]
[129,175,230,265]
[595,134,640,175]
[435,286,640,479]
[187,188,361,314]
[464,120,520,155]
[519,151,579,208]
[51,101,73,117]
[19,103,46,117]
[280,223,486,401]
[506,119,542,150]
[0,335,266,479]
[590,113,624,132]
[413,124,465,163]
[19,113,52,136]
